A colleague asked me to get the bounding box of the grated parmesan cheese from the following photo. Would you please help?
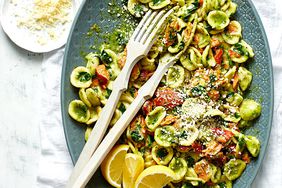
[16,0,73,45]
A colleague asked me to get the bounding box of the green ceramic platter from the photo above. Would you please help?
[61,0,274,187]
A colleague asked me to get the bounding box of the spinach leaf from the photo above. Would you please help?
[78,72,91,82]
[119,103,126,113]
[156,148,169,159]
[191,85,206,97]
[100,50,113,64]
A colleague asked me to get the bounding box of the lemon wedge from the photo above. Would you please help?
[123,153,145,188]
[134,165,175,188]
[101,144,129,188]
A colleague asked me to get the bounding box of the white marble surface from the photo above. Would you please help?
[0,0,282,188]
[0,23,42,187]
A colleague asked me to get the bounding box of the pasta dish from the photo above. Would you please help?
[67,0,262,187]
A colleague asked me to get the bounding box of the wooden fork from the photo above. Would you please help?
[72,13,198,188]
[66,9,174,188]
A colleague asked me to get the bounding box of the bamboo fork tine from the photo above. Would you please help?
[140,10,165,43]
[135,11,159,42]
[131,10,152,41]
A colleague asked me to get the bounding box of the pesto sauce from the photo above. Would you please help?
[149,112,162,125]
[75,104,88,118]
[131,129,144,143]
[171,158,183,171]
[118,102,126,113]
[156,147,168,159]
[77,72,91,82]
[87,24,101,37]
[93,0,137,52]
[152,0,164,5]
[81,0,138,56]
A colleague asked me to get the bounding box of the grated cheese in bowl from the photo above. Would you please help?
[16,0,73,45]
[0,0,76,52]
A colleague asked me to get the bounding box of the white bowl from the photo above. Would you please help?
[0,0,79,53]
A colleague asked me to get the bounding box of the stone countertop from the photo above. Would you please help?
[0,25,42,187]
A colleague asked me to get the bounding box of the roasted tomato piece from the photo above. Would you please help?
[212,128,234,144]
[130,64,140,82]
[142,100,154,115]
[160,114,179,126]
[139,70,154,82]
[192,142,204,153]
[194,160,212,182]
[208,89,220,101]
[211,37,221,48]
[177,145,191,153]
[228,49,241,58]
[232,71,239,90]
[91,78,99,87]
[153,88,184,109]
[118,47,127,69]
[96,64,110,86]
[163,20,178,47]
[203,141,223,156]
[214,48,223,64]
[242,152,251,164]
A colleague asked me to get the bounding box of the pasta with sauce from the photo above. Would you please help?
[68,0,261,187]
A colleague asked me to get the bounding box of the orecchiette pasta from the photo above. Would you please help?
[68,0,262,187]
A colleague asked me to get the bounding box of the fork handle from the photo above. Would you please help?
[72,62,174,187]
[66,55,143,188]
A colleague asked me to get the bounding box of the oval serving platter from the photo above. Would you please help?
[61,0,274,187]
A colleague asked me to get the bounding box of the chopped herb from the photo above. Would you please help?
[227,92,235,98]
[235,112,240,119]
[106,88,112,98]
[133,4,146,17]
[76,104,88,117]
[131,129,144,143]
[219,182,227,188]
[171,106,181,115]
[181,183,194,188]
[179,41,185,50]
[209,74,217,82]
[119,103,126,113]
[128,87,136,97]
[179,130,189,139]
[156,148,168,159]
[182,0,199,21]
[92,87,98,93]
[186,156,195,167]
[146,135,154,147]
[238,136,245,149]
[204,23,212,31]
[116,32,127,46]
[139,147,146,155]
[77,72,91,82]
[100,50,113,64]
[226,52,234,66]
[233,43,249,56]
[87,24,101,36]
[152,0,162,5]
[191,85,206,97]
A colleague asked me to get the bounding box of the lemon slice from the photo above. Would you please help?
[134,165,175,188]
[101,144,129,188]
[123,153,145,188]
